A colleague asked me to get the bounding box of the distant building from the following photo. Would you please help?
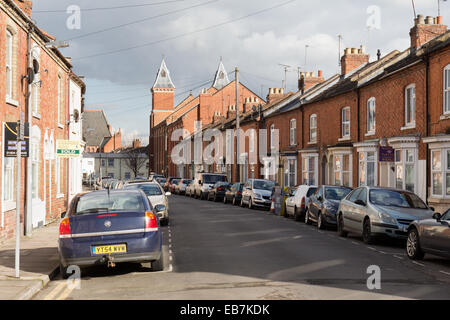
[82,109,122,153]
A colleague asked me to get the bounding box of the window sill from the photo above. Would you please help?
[56,193,65,199]
[338,136,351,142]
[365,131,376,137]
[307,141,317,145]
[33,113,41,120]
[58,124,64,129]
[6,98,19,107]
[440,113,450,121]
[401,124,416,131]
[3,201,16,212]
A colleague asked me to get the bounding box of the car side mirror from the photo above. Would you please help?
[60,211,66,219]
[165,192,171,196]
[433,212,441,221]
[430,207,435,212]
[355,199,366,206]
[317,196,323,202]
[199,181,203,186]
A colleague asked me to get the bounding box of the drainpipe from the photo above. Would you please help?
[424,54,430,203]
[25,23,33,236]
[67,75,71,211]
[357,88,361,143]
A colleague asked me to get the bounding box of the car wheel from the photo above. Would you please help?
[304,208,311,225]
[248,198,253,209]
[151,250,164,272]
[317,212,325,230]
[337,213,348,237]
[240,198,245,207]
[406,228,425,260]
[214,194,218,202]
[60,264,69,280]
[223,196,227,204]
[362,218,375,244]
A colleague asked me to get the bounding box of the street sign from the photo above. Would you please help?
[56,140,81,158]
[4,122,29,157]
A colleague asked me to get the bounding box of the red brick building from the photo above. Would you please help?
[0,0,85,242]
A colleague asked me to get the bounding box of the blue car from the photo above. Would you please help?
[58,189,163,278]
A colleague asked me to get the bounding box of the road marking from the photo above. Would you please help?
[412,261,425,267]
[393,255,404,260]
[293,235,302,239]
[439,270,450,276]
[43,281,66,300]
[351,241,360,245]
[169,256,173,262]
[56,285,75,300]
[367,246,377,251]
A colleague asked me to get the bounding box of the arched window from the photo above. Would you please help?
[367,98,376,134]
[444,65,450,115]
[341,107,350,138]
[405,84,416,126]
[310,114,317,142]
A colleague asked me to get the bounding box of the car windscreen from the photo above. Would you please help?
[172,179,180,184]
[369,189,428,209]
[124,184,163,196]
[203,175,227,184]
[307,187,318,197]
[324,187,352,200]
[74,192,145,215]
[253,180,275,191]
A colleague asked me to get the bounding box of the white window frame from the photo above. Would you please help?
[395,148,416,193]
[444,65,450,115]
[430,149,450,198]
[289,119,297,146]
[284,157,297,187]
[404,84,416,128]
[31,141,40,200]
[270,124,275,150]
[367,98,376,135]
[301,153,318,186]
[57,75,63,127]
[358,150,378,187]
[309,114,317,143]
[333,152,352,187]
[6,29,13,100]
[341,107,350,138]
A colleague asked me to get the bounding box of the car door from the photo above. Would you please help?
[342,188,363,231]
[422,209,450,255]
[309,187,322,221]
[353,187,368,232]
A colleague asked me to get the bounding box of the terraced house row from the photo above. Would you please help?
[0,0,85,241]
[149,14,450,213]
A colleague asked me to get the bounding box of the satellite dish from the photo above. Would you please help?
[73,109,80,123]
[32,58,40,74]
[27,67,34,84]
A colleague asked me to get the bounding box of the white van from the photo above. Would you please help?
[193,173,228,200]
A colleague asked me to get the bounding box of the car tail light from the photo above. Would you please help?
[236,191,241,195]
[145,211,158,230]
[97,214,118,218]
[301,197,306,209]
[59,217,71,236]
[217,187,223,191]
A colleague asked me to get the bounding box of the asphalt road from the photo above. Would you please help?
[34,195,450,300]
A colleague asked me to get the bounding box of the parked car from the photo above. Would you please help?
[305,185,352,229]
[163,177,181,192]
[150,174,164,181]
[406,208,450,260]
[192,173,228,200]
[125,179,152,186]
[337,187,435,244]
[285,185,318,221]
[58,189,163,278]
[175,179,192,195]
[123,182,171,226]
[207,182,231,202]
[224,183,245,205]
[155,177,166,186]
[186,181,195,197]
[241,179,275,210]
[168,179,181,194]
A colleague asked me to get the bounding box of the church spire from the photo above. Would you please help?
[212,57,230,90]
[153,58,175,89]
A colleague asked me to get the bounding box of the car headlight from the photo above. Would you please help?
[254,193,262,199]
[378,212,396,224]
[324,203,337,214]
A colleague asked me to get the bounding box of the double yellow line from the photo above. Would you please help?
[43,281,76,300]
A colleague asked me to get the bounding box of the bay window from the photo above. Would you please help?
[334,153,351,187]
[302,154,318,186]
[359,151,377,186]
[395,149,415,192]
[431,149,450,197]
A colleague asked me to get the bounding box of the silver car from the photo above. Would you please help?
[241,179,275,210]
[406,208,450,260]
[337,186,434,244]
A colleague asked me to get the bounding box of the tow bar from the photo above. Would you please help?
[102,254,116,268]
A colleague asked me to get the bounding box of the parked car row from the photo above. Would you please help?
[173,176,450,261]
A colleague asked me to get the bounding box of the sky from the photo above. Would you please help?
[31,0,449,146]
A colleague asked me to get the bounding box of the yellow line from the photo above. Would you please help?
[56,286,75,300]
[43,281,66,300]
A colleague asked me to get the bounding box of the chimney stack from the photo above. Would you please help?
[341,45,369,75]
[266,88,287,104]
[298,70,325,92]
[410,14,447,49]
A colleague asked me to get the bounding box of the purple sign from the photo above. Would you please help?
[379,146,394,162]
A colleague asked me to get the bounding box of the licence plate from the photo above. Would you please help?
[92,244,127,255]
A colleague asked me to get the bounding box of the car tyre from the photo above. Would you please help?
[304,208,311,225]
[337,213,348,237]
[151,250,164,272]
[406,228,425,260]
[362,218,375,244]
[294,206,302,222]
[317,212,326,230]
[248,198,253,209]
[223,196,227,204]
[60,264,69,280]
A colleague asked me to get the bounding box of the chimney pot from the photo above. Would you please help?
[425,16,434,25]
[437,16,443,25]
[280,88,284,94]
[318,70,323,78]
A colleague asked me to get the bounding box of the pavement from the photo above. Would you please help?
[0,222,60,300]
[34,195,450,300]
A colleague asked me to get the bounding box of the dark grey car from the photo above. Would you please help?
[406,208,450,260]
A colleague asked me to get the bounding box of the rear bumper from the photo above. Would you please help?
[59,231,162,268]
